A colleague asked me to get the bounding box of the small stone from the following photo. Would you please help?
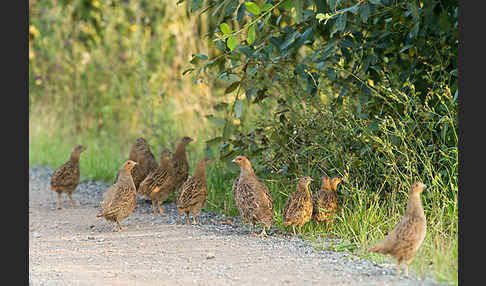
[206,252,215,259]
[88,236,95,240]
[32,232,41,238]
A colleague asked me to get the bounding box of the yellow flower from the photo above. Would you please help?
[35,79,42,85]
[29,50,35,60]
[130,25,137,32]
[92,0,101,8]
[367,79,374,87]
[29,25,40,38]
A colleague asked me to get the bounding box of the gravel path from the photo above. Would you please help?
[29,166,443,286]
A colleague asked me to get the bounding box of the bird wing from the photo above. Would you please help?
[51,161,79,187]
[177,176,207,209]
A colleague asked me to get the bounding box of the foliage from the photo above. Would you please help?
[183,0,458,282]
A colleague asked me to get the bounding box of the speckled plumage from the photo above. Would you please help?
[283,176,313,235]
[370,182,427,276]
[97,160,138,232]
[232,156,273,237]
[50,145,86,209]
[313,175,342,228]
[114,138,158,191]
[138,149,175,216]
[171,136,193,195]
[177,157,211,225]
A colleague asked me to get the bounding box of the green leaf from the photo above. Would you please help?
[182,68,194,76]
[223,119,233,139]
[294,0,304,23]
[261,3,273,11]
[336,11,347,31]
[247,25,256,45]
[225,81,240,94]
[227,35,237,51]
[220,23,231,35]
[359,3,370,23]
[190,0,203,12]
[283,0,293,11]
[225,0,239,16]
[245,1,261,15]
[234,98,244,118]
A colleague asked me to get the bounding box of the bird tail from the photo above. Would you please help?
[369,240,388,254]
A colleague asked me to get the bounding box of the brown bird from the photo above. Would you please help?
[232,155,273,237]
[283,176,314,236]
[313,175,343,228]
[177,157,212,225]
[50,145,86,210]
[171,136,193,195]
[370,182,427,276]
[137,149,175,216]
[114,137,158,191]
[96,160,138,232]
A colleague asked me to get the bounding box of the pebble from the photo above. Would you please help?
[206,252,216,259]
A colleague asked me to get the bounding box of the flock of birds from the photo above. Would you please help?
[48,136,427,277]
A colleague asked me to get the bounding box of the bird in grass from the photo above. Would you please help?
[370,182,427,276]
[171,136,193,196]
[177,157,212,225]
[283,176,314,236]
[50,145,86,210]
[313,175,343,229]
[96,160,138,232]
[232,155,273,237]
[137,149,175,216]
[114,137,158,191]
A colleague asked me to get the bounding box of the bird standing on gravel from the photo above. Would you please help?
[370,182,427,276]
[114,137,158,191]
[232,155,273,237]
[313,175,343,229]
[96,160,138,232]
[177,157,212,225]
[171,136,193,195]
[283,176,314,236]
[50,145,86,210]
[137,149,175,216]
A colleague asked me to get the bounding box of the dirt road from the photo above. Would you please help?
[29,166,443,285]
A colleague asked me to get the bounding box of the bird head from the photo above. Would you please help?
[123,160,138,172]
[181,136,193,145]
[331,176,343,191]
[299,176,313,186]
[410,181,426,194]
[74,145,87,153]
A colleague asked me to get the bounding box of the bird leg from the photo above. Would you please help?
[68,193,75,207]
[56,192,62,210]
[112,219,121,232]
[185,212,190,225]
[158,201,164,214]
[292,225,296,236]
[192,215,197,225]
[396,260,402,276]
[258,226,268,238]
[404,263,409,277]
[152,200,157,216]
